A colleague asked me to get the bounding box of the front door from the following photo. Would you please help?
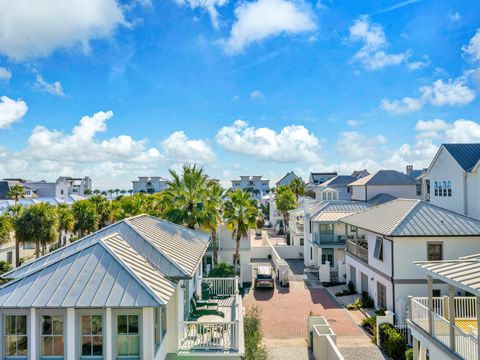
[361,273,368,293]
[349,265,356,288]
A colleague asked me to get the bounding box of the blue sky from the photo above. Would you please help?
[0,0,479,189]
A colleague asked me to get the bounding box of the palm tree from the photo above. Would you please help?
[128,189,133,195]
[108,189,114,198]
[93,189,101,195]
[120,190,126,195]
[114,188,120,196]
[204,181,224,264]
[56,204,74,247]
[88,195,113,228]
[8,184,25,204]
[84,189,93,196]
[0,215,12,246]
[224,189,258,274]
[6,204,24,267]
[162,164,209,229]
[116,193,146,219]
[275,185,297,233]
[15,203,58,258]
[289,178,305,201]
[72,200,99,237]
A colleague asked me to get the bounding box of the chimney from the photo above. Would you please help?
[406,165,413,176]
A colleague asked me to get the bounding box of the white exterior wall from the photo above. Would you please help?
[351,184,418,201]
[466,170,480,219]
[350,185,367,201]
[423,147,466,215]
[132,177,169,194]
[231,176,270,200]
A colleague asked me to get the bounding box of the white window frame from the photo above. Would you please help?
[112,309,142,360]
[2,311,29,359]
[433,180,452,197]
[38,309,66,359]
[77,309,105,359]
[373,237,383,261]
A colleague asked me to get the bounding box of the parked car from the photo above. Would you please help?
[254,265,274,289]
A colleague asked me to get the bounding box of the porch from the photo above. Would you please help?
[346,238,368,263]
[178,277,244,355]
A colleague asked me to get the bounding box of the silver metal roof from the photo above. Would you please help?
[348,170,416,186]
[0,234,175,308]
[415,258,480,297]
[340,199,480,237]
[310,201,370,219]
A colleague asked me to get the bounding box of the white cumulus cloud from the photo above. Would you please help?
[162,131,216,163]
[0,68,12,81]
[382,78,476,113]
[349,15,408,70]
[35,75,65,96]
[0,0,127,60]
[216,120,322,162]
[0,96,28,129]
[175,0,228,29]
[462,29,480,63]
[250,90,265,99]
[336,131,387,161]
[223,0,316,54]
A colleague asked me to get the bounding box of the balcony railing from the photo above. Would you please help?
[410,297,478,360]
[178,277,243,354]
[288,220,304,234]
[346,240,368,263]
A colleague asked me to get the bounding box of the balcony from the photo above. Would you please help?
[409,297,478,360]
[288,220,304,234]
[178,277,244,355]
[346,240,368,263]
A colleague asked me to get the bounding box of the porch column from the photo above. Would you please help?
[30,308,37,360]
[448,285,456,352]
[412,337,419,360]
[419,343,427,360]
[477,296,480,360]
[142,307,154,359]
[66,308,76,360]
[106,308,113,360]
[427,275,433,334]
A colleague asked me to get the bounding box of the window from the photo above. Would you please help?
[310,247,313,261]
[4,315,27,357]
[433,180,452,197]
[81,315,103,357]
[377,282,387,309]
[300,237,304,246]
[432,289,441,297]
[321,248,334,267]
[416,184,422,196]
[41,315,64,357]
[6,251,12,265]
[427,243,443,261]
[154,306,167,347]
[350,225,357,232]
[373,237,383,261]
[117,314,139,358]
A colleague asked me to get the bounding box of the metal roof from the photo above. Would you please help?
[443,143,480,172]
[6,215,209,281]
[415,258,480,297]
[312,212,354,222]
[126,215,210,276]
[367,193,397,206]
[340,199,480,237]
[319,175,356,187]
[0,236,174,308]
[348,170,416,186]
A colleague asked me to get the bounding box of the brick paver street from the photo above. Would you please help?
[244,280,386,359]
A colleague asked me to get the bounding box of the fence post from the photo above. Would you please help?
[376,310,394,347]
[448,285,456,352]
[427,275,433,335]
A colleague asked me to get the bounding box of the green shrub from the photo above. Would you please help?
[347,281,355,294]
[379,324,407,360]
[0,261,12,275]
[361,291,374,308]
[405,348,413,360]
[244,306,268,360]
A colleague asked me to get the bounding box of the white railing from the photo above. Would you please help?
[410,298,478,360]
[346,240,368,263]
[201,277,238,297]
[455,297,477,319]
[179,321,240,351]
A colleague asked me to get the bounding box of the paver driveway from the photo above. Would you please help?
[243,282,363,338]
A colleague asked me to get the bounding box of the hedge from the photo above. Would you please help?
[379,323,407,360]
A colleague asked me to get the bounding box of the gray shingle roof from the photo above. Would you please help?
[340,199,480,236]
[443,143,480,172]
[320,175,357,187]
[348,170,416,186]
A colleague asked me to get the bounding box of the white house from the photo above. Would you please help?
[408,254,480,360]
[0,215,244,360]
[132,176,169,194]
[341,199,480,319]
[348,170,419,202]
[275,171,302,188]
[314,175,357,201]
[303,201,370,284]
[305,172,337,193]
[230,176,270,200]
[421,143,480,220]
[26,177,92,199]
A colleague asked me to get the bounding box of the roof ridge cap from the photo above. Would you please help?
[99,238,168,305]
[390,199,421,235]
[123,218,190,276]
